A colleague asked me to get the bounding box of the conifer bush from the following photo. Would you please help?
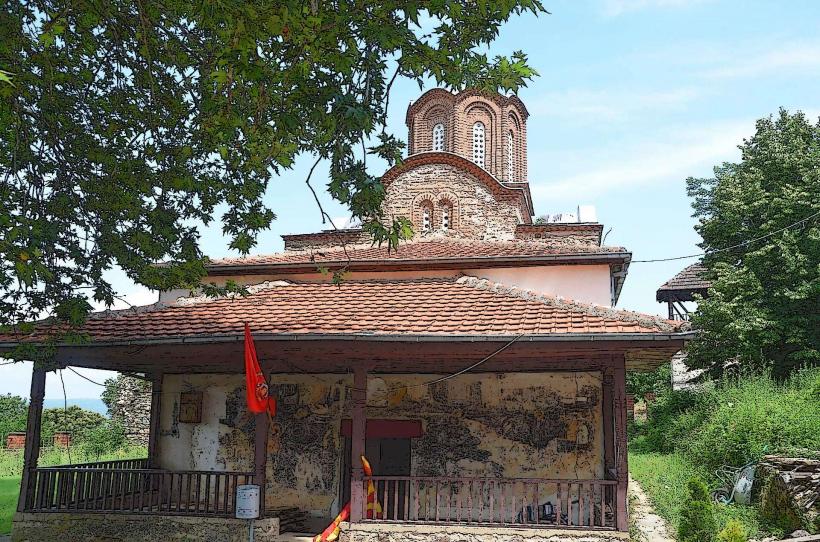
[717,520,748,542]
[679,479,718,542]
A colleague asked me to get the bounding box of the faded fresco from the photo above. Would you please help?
[155,372,603,519]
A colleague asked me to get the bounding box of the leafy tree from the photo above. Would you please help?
[626,362,672,399]
[686,110,820,379]
[0,1,544,346]
[0,394,28,442]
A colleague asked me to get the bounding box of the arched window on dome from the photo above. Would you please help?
[507,130,515,181]
[472,122,485,167]
[432,123,445,152]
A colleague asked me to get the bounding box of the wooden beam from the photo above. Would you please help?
[254,411,270,518]
[612,359,629,532]
[349,366,367,522]
[147,373,163,468]
[18,366,45,512]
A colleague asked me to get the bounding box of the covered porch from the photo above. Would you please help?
[10,336,683,540]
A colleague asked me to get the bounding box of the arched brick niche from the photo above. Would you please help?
[383,157,530,240]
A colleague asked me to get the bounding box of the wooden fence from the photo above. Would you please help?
[23,460,254,517]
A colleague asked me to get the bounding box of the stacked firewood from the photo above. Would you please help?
[270,507,309,533]
[758,455,820,530]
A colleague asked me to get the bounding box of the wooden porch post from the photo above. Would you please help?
[18,366,46,512]
[602,367,615,478]
[147,372,163,468]
[349,366,367,522]
[254,411,269,518]
[612,361,629,531]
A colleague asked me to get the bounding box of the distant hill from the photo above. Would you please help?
[43,398,107,415]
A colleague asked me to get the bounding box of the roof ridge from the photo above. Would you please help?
[455,276,689,333]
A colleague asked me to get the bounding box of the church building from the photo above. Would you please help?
[5,88,691,542]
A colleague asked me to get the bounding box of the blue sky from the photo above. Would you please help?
[4,0,819,400]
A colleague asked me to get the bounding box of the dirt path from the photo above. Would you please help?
[629,475,675,542]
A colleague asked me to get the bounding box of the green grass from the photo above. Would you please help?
[0,445,147,534]
[630,451,780,540]
[0,478,20,534]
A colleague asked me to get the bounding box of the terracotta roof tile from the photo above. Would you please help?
[207,238,627,269]
[2,277,687,345]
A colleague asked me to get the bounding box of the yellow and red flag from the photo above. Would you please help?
[244,323,276,416]
[361,455,382,519]
[314,455,382,541]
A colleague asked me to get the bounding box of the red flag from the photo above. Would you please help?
[244,323,276,416]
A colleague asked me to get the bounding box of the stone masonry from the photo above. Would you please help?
[106,374,151,445]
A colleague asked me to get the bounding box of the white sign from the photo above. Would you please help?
[235,484,260,519]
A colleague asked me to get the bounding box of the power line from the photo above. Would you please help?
[631,209,820,264]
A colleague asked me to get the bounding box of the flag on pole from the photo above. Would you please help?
[244,323,276,416]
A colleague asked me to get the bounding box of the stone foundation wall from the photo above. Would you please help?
[339,522,628,542]
[11,512,279,542]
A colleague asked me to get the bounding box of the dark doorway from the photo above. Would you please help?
[340,436,412,519]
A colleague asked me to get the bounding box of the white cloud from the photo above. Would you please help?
[530,119,752,200]
[601,0,708,17]
[526,87,702,124]
[700,42,820,79]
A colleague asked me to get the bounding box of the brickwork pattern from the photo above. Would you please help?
[384,162,525,240]
[406,89,528,183]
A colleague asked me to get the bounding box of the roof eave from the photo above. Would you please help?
[0,330,696,349]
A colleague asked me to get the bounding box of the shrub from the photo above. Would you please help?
[679,479,718,542]
[0,394,28,443]
[83,420,127,459]
[630,368,820,472]
[717,520,748,542]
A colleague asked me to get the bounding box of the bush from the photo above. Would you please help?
[679,479,718,542]
[83,420,126,459]
[717,520,748,542]
[0,395,28,443]
[630,368,820,472]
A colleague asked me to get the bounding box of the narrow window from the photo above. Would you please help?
[432,123,445,152]
[507,131,514,181]
[441,206,450,232]
[421,204,432,233]
[472,122,485,167]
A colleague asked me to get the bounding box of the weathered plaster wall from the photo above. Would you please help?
[157,374,254,473]
[266,372,603,519]
[155,372,603,521]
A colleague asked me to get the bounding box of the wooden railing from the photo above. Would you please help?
[23,463,254,517]
[361,477,617,529]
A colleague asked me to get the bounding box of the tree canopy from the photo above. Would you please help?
[685,109,820,379]
[0,1,545,340]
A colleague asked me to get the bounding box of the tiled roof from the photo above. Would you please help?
[207,238,628,270]
[2,277,686,344]
[656,263,711,302]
